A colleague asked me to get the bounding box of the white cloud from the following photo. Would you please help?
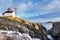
[17,0,60,15]
[28,18,60,23]
[17,3,27,11]
[40,0,60,12]
[0,0,13,7]
[17,1,34,12]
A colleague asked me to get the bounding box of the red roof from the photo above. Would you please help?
[2,8,13,15]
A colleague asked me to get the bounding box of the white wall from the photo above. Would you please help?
[3,12,16,17]
[12,12,16,17]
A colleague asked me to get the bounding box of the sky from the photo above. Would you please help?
[0,0,60,22]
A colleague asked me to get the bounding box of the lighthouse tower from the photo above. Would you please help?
[2,8,16,17]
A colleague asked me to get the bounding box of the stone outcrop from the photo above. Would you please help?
[0,17,47,40]
[51,22,60,40]
[0,30,40,40]
[51,22,60,36]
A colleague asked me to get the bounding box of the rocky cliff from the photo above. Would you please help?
[0,30,40,40]
[0,16,47,40]
[50,22,60,40]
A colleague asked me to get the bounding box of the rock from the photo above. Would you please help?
[32,38,40,40]
[51,22,60,40]
[28,24,48,40]
[0,30,41,40]
[51,22,60,36]
[0,17,47,40]
[22,33,32,40]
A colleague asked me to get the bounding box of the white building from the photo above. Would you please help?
[2,8,16,17]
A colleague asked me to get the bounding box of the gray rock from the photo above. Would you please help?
[0,30,41,40]
[51,22,60,40]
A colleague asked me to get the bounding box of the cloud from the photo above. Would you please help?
[42,0,60,11]
[16,0,60,22]
[27,18,60,22]
[17,3,27,11]
[17,0,60,15]
[0,0,14,7]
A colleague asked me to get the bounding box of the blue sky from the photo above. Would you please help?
[0,0,60,22]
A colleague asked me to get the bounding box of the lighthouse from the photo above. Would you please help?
[2,8,16,17]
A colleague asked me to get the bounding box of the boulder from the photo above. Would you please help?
[0,30,41,40]
[51,22,60,40]
[51,22,60,36]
